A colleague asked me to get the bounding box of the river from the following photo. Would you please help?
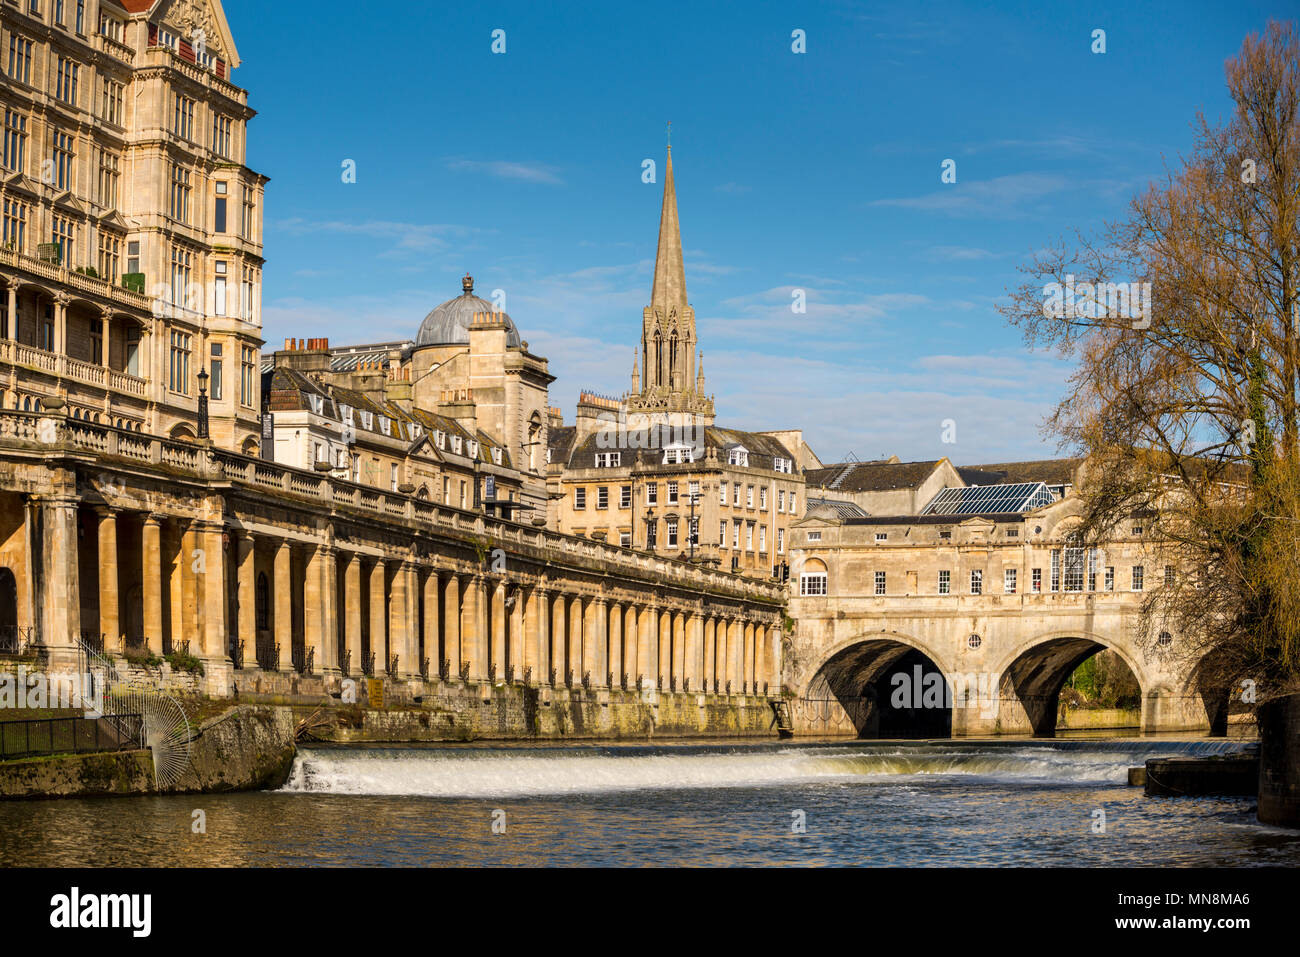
[2,736,1297,866]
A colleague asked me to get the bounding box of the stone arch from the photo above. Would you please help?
[1181,647,1240,737]
[989,630,1148,737]
[169,423,197,441]
[799,630,959,738]
[240,436,259,457]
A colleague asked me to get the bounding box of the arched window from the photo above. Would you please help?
[799,558,828,596]
[255,572,269,630]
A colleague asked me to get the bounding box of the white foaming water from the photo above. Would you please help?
[281,740,1249,799]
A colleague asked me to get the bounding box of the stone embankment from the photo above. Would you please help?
[0,705,296,800]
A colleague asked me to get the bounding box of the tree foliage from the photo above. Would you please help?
[999,22,1300,697]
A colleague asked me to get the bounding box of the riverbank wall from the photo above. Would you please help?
[242,676,777,743]
[0,705,296,800]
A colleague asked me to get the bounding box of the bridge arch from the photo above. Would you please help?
[799,630,959,738]
[989,630,1148,737]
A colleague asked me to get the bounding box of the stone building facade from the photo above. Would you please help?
[0,407,786,704]
[787,458,1219,736]
[546,149,822,577]
[0,0,265,451]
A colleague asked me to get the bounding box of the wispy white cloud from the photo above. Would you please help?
[870,172,1070,218]
[445,159,564,185]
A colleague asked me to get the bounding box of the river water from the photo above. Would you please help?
[2,737,1298,867]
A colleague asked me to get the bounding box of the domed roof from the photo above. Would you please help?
[415,274,522,349]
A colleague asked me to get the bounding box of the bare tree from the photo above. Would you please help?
[999,21,1300,699]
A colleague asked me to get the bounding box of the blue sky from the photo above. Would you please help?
[226,0,1295,465]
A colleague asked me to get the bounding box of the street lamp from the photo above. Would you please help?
[196,367,209,439]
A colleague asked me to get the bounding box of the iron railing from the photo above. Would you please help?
[292,646,315,676]
[0,626,34,656]
[256,637,279,671]
[0,713,144,760]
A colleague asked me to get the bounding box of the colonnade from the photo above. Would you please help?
[54,499,781,696]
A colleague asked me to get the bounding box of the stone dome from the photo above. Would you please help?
[415,274,522,349]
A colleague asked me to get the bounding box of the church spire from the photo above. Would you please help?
[651,145,687,316]
[625,138,713,427]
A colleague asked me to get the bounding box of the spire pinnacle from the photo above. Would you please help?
[651,146,686,315]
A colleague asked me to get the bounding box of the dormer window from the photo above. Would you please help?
[451,435,463,454]
[468,439,479,458]
[491,448,502,465]
[773,456,792,473]
[727,446,749,467]
[378,415,391,436]
[663,444,694,465]
[595,451,622,468]
[306,394,324,415]
[435,429,446,450]
[340,404,353,426]
[359,410,374,431]
[409,423,422,439]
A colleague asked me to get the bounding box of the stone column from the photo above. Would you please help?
[608,601,623,688]
[273,539,292,671]
[4,282,15,339]
[743,621,755,693]
[141,514,163,654]
[508,585,524,682]
[199,521,226,659]
[568,594,583,685]
[672,611,687,689]
[463,575,487,681]
[236,531,256,668]
[443,573,460,678]
[759,624,780,691]
[343,553,362,676]
[658,609,671,688]
[388,561,409,677]
[704,616,716,692]
[724,619,737,691]
[53,294,68,358]
[623,604,639,688]
[526,586,547,684]
[100,311,111,368]
[39,495,81,669]
[321,547,339,676]
[589,598,607,687]
[304,543,325,674]
[685,612,701,691]
[95,507,119,648]
[550,592,566,684]
[491,580,506,680]
[638,605,656,688]
[402,561,419,677]
[423,569,440,678]
[368,558,386,673]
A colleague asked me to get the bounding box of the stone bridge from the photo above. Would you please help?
[785,592,1222,737]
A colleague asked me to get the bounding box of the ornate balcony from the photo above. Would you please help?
[0,247,153,314]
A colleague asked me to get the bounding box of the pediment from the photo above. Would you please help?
[51,191,86,215]
[158,0,241,67]
[1,171,41,196]
[97,209,130,231]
